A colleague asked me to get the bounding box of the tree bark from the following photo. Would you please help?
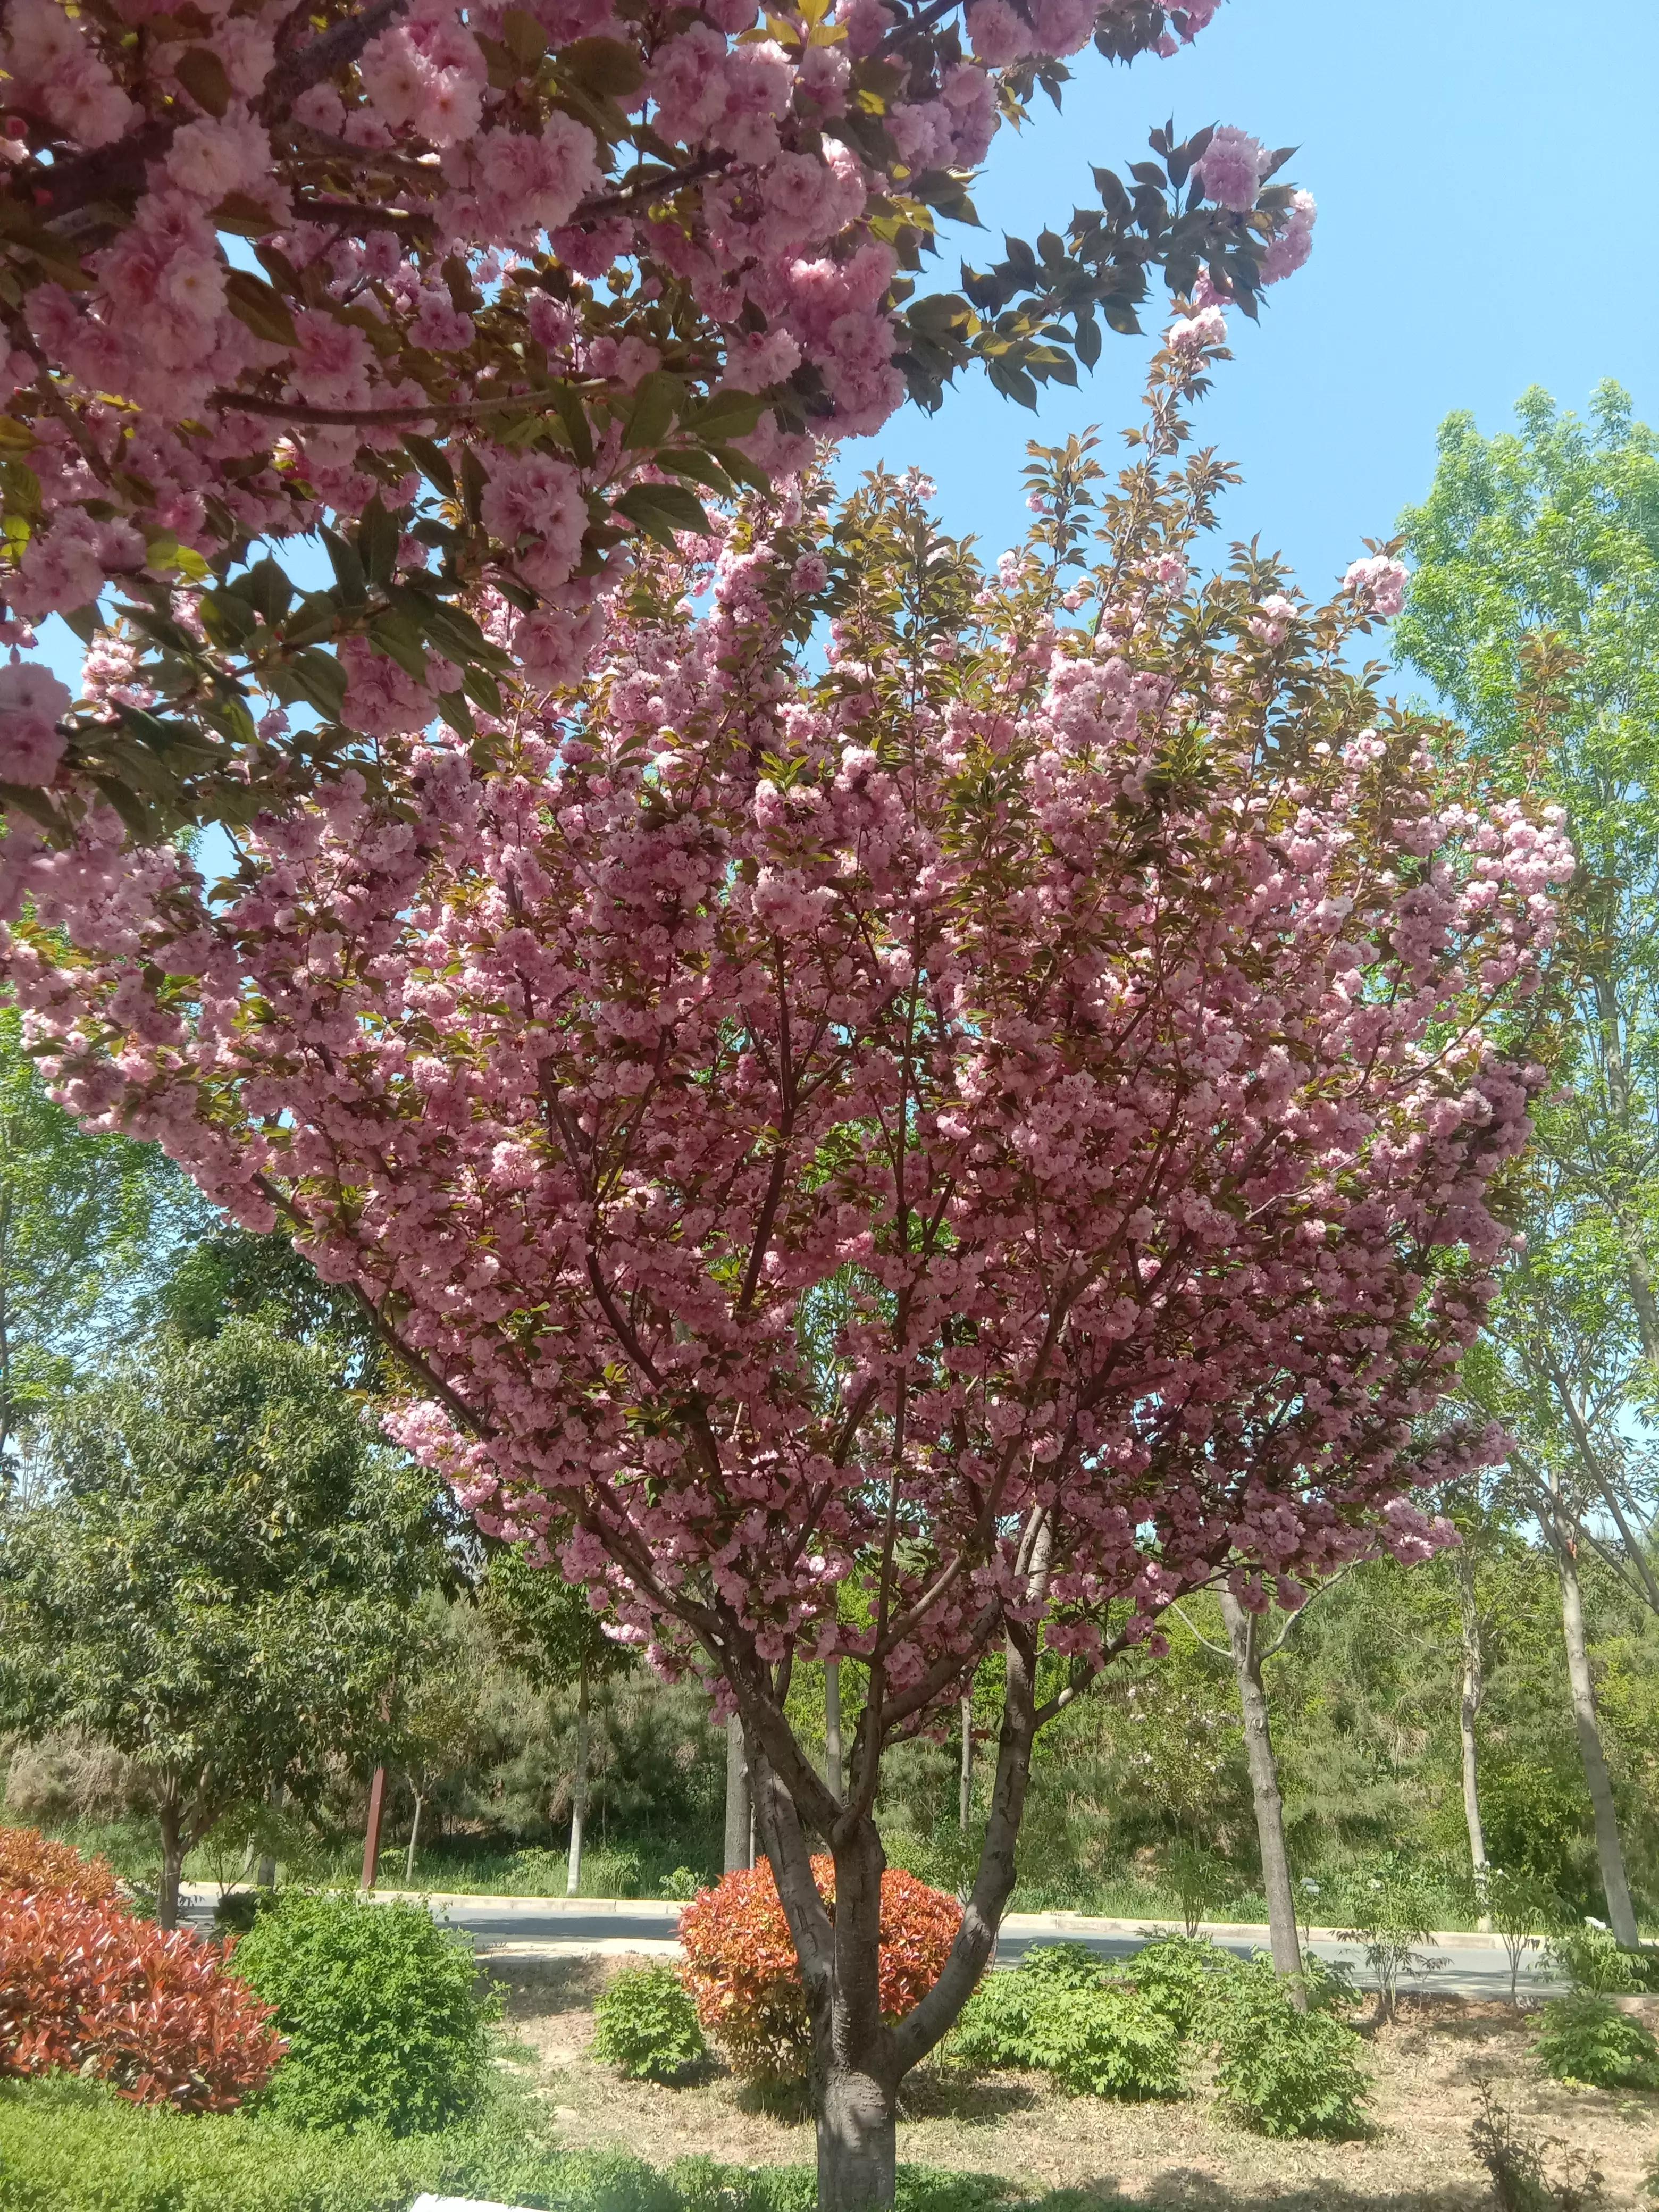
[817,2060,899,2212]
[825,1660,842,1802]
[724,1712,751,1874]
[1553,1514,1640,1948]
[361,1765,387,1891]
[1217,1588,1303,1995]
[1455,1548,1490,1925]
[404,1790,425,1887]
[958,1688,972,1833]
[257,1777,283,1891]
[568,1650,590,1897]
[157,1797,184,1932]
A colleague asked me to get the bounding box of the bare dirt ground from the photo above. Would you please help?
[485,1954,1657,2211]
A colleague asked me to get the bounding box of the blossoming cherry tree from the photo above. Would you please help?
[4,325,1566,2210]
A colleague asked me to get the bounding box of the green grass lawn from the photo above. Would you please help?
[0,2079,1117,2212]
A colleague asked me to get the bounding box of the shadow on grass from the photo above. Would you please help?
[487,1952,609,2020]
[887,2172,1488,2212]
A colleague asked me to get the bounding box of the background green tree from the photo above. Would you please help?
[0,1319,442,1924]
[1397,381,1659,1945]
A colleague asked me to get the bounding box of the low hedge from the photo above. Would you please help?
[0,2078,1090,2212]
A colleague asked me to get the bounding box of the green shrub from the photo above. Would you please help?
[231,1891,499,2136]
[660,1867,702,1902]
[1549,1924,1659,1996]
[1011,1942,1109,1993]
[951,1970,1044,2072]
[592,1965,707,2083]
[952,1949,1179,2099]
[1024,1985,1183,2100]
[1212,1959,1370,2138]
[1535,1992,1659,2091]
[1123,1934,1237,2037]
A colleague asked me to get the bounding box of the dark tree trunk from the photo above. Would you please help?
[745,1582,1051,2211]
[1217,1589,1303,1998]
[157,1799,184,1932]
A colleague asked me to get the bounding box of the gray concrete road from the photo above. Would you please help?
[181,1886,1557,2002]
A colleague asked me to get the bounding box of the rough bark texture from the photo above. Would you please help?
[817,2062,899,2212]
[568,1651,590,1897]
[1455,1548,1490,1926]
[1217,1588,1303,1992]
[724,1712,751,1874]
[1554,1520,1640,1948]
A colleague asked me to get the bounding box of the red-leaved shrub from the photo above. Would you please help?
[0,1887,283,2112]
[677,1857,961,2082]
[0,1824,121,1904]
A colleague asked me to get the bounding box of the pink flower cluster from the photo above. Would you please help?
[5,338,1571,1750]
[1345,553,1411,619]
[0,0,1299,822]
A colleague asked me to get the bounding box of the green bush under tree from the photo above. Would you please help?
[231,1891,500,2136]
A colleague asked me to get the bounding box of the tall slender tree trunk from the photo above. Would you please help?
[958,1690,972,1833]
[1455,1548,1490,1926]
[1553,1515,1640,1948]
[157,1797,184,1933]
[568,1649,590,1897]
[257,1777,283,1891]
[361,1765,387,1890]
[404,1789,425,1886]
[1217,1588,1303,1995]
[724,1713,751,1874]
[824,1661,842,1801]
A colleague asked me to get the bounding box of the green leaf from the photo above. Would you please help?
[559,36,646,95]
[284,650,349,722]
[613,482,714,546]
[223,271,298,349]
[622,371,685,451]
[241,558,294,626]
[501,6,548,65]
[357,497,401,589]
[459,446,488,527]
[435,689,476,739]
[175,45,232,116]
[321,527,367,607]
[403,435,457,498]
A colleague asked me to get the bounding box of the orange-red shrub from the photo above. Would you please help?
[0,1824,121,1904]
[677,1857,961,2082]
[0,1887,283,2112]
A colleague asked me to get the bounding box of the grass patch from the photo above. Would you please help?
[0,2077,1131,2212]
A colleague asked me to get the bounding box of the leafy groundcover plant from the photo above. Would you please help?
[1210,1959,1370,2140]
[0,2075,1038,2212]
[1534,1993,1659,2092]
[231,1890,498,2135]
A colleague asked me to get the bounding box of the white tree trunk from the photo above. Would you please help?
[724,1712,750,1873]
[1456,1548,1490,1927]
[568,1650,590,1897]
[825,1660,842,1802]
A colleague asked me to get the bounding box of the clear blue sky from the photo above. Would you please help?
[842,0,1659,613]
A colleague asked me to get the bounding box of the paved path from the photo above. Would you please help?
[183,1885,1560,2000]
